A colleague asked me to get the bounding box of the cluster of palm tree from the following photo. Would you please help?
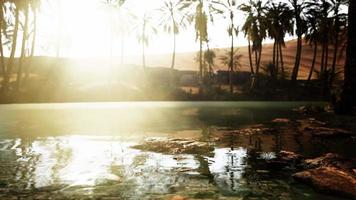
[0,0,40,93]
[0,0,350,96]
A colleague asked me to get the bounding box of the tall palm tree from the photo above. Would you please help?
[319,0,334,77]
[179,0,221,86]
[102,0,126,64]
[24,0,41,83]
[0,0,6,87]
[16,1,30,90]
[266,2,293,79]
[304,4,321,82]
[289,0,307,81]
[330,0,347,82]
[216,0,239,93]
[3,0,21,92]
[241,11,255,75]
[337,0,355,114]
[114,4,133,67]
[134,12,157,69]
[240,0,267,86]
[158,0,188,70]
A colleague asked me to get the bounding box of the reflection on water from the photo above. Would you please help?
[0,102,353,199]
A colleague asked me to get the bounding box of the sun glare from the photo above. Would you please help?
[36,0,242,59]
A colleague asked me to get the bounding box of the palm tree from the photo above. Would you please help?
[204,44,216,75]
[330,0,347,83]
[241,11,255,75]
[179,0,221,87]
[216,0,239,93]
[24,0,41,83]
[289,0,307,81]
[114,4,133,67]
[0,1,6,87]
[219,48,242,92]
[304,5,321,82]
[266,2,293,79]
[337,0,355,114]
[16,1,30,90]
[158,0,188,70]
[3,0,21,92]
[240,0,267,86]
[134,12,157,69]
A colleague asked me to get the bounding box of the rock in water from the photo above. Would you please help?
[302,153,356,171]
[293,167,356,198]
[304,126,352,138]
[131,138,214,155]
[272,118,290,123]
[170,195,187,200]
[267,151,304,170]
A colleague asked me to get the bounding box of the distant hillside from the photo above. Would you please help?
[138,39,346,79]
[5,38,345,80]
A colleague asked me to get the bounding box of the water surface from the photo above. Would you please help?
[0,102,353,199]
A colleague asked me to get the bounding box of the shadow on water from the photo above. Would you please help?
[0,102,354,199]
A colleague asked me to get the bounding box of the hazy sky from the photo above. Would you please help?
[35,0,282,58]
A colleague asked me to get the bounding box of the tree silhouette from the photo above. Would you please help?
[337,0,355,114]
[240,0,267,87]
[133,12,157,69]
[158,0,188,69]
[289,0,307,81]
[266,2,293,79]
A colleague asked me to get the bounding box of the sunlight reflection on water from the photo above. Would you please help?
[0,102,348,200]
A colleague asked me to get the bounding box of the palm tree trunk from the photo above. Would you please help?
[337,0,356,114]
[323,39,330,96]
[16,5,30,91]
[25,9,37,83]
[248,40,254,75]
[142,42,146,69]
[171,32,176,69]
[273,41,276,70]
[320,41,326,76]
[171,18,176,69]
[279,43,285,75]
[0,3,6,87]
[276,41,280,79]
[308,41,318,82]
[3,7,20,92]
[229,21,234,94]
[292,36,302,81]
[199,37,203,81]
[325,38,329,73]
[142,21,146,69]
[331,33,339,74]
[256,45,262,74]
[254,46,258,73]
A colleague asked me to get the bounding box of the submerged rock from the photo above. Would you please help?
[267,151,303,170]
[293,167,356,198]
[304,126,353,138]
[293,105,326,114]
[131,138,214,155]
[302,153,356,172]
[292,153,356,198]
[272,118,290,123]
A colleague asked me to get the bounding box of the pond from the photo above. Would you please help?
[0,102,354,200]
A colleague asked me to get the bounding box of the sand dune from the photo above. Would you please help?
[135,39,346,80]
